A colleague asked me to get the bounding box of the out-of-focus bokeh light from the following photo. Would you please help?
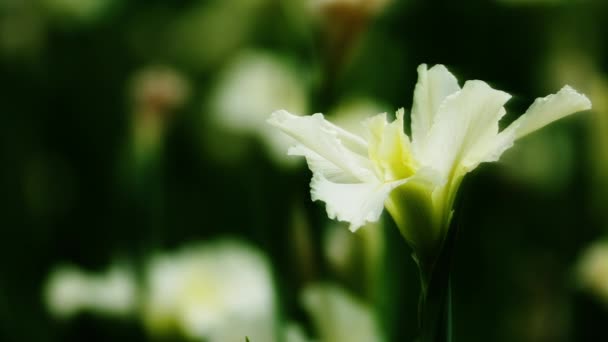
[0,1,46,59]
[129,65,190,166]
[42,0,116,24]
[578,241,608,303]
[142,240,276,341]
[301,283,384,342]
[207,50,308,166]
[167,0,270,71]
[44,263,136,319]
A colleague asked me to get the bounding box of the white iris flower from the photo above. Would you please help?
[269,64,590,262]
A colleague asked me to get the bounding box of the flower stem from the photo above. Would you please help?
[419,273,452,342]
[417,216,458,342]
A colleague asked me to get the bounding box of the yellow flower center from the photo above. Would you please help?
[365,109,417,182]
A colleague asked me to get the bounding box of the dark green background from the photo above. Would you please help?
[1,0,607,341]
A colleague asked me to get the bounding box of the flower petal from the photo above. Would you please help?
[310,174,408,231]
[418,80,512,177]
[410,64,461,155]
[268,110,376,182]
[473,85,591,165]
[507,85,591,140]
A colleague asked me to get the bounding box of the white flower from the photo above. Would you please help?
[269,64,590,261]
[142,240,276,342]
[44,263,136,318]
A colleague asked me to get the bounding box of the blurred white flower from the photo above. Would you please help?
[44,263,136,319]
[578,241,608,303]
[142,240,277,342]
[208,51,308,166]
[269,63,590,266]
[301,283,383,342]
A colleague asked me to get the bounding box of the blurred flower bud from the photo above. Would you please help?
[310,0,392,18]
[131,66,189,118]
[128,65,189,164]
[308,0,393,82]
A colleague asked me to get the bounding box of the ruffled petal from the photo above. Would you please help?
[472,85,591,166]
[268,110,376,182]
[310,174,408,231]
[507,85,591,140]
[410,64,461,156]
[418,80,512,177]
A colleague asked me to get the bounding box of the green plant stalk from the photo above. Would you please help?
[418,276,452,342]
[417,212,458,342]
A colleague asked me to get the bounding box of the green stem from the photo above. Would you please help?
[419,275,452,342]
[417,216,458,342]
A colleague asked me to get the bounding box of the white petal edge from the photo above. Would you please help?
[410,64,461,157]
[268,110,376,182]
[474,85,591,165]
[508,85,591,140]
[310,174,408,232]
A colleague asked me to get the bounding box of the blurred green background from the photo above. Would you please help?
[1,0,608,341]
